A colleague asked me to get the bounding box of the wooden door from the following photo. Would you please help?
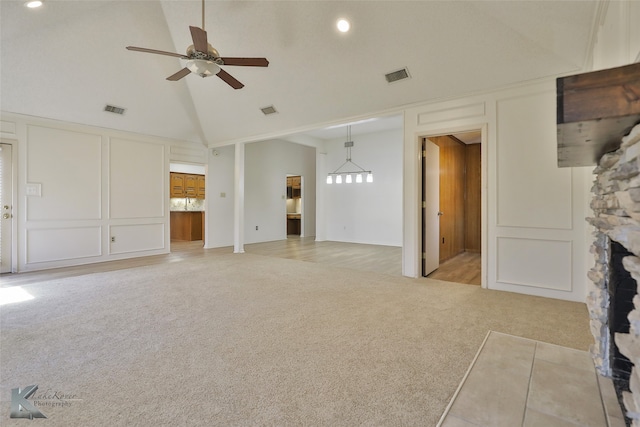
[465,144,481,252]
[429,135,466,263]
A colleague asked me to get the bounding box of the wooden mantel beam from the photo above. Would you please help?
[557,62,640,167]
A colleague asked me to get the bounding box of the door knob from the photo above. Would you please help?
[437,211,444,216]
[2,213,11,219]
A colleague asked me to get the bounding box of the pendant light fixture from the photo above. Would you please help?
[326,125,373,184]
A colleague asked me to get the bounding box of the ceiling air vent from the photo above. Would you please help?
[385,67,411,84]
[104,104,126,115]
[260,105,278,115]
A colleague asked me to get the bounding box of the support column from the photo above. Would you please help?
[233,142,245,253]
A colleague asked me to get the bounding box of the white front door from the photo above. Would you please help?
[0,143,13,273]
[422,139,440,276]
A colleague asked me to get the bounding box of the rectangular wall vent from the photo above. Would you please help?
[385,67,411,83]
[260,105,278,115]
[104,104,126,115]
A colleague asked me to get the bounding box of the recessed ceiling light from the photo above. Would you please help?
[337,19,350,33]
[25,1,43,8]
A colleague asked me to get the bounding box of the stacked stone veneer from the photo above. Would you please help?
[588,124,640,423]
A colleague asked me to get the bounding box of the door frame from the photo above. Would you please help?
[285,174,303,237]
[168,161,207,249]
[418,125,488,288]
[0,139,18,273]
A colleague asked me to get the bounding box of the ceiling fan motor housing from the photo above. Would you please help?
[186,44,223,64]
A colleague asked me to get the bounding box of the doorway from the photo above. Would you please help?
[286,175,302,236]
[169,163,206,250]
[0,143,13,273]
[421,131,482,285]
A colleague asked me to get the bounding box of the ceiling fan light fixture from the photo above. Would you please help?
[186,59,220,78]
[25,0,43,8]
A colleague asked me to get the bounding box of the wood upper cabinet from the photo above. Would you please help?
[170,173,185,198]
[184,174,197,198]
[170,172,205,199]
[196,175,206,199]
[291,176,301,198]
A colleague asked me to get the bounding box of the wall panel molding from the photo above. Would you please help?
[496,236,572,291]
[417,102,486,126]
[26,226,101,264]
[108,223,165,255]
[495,91,573,230]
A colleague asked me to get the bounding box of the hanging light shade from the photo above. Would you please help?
[326,125,373,184]
[186,59,220,77]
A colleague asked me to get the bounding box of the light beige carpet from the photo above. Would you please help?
[0,253,592,426]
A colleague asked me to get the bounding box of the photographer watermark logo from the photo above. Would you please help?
[10,385,46,419]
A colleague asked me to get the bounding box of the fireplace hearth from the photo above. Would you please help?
[587,124,640,425]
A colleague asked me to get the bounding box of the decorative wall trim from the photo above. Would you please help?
[26,226,102,264]
[417,102,485,126]
[0,120,16,136]
[108,223,165,255]
[496,236,573,291]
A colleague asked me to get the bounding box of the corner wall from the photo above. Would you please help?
[244,140,316,244]
[0,112,205,272]
[323,128,403,246]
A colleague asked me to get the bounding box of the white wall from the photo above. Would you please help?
[0,112,205,272]
[170,163,205,174]
[403,80,591,302]
[205,145,235,248]
[323,128,402,246]
[244,140,316,244]
[591,0,640,70]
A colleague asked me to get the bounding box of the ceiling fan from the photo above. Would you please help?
[126,0,268,89]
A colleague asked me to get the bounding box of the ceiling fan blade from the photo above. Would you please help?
[189,26,209,53]
[217,69,244,90]
[167,67,192,81]
[220,57,269,67]
[126,46,188,59]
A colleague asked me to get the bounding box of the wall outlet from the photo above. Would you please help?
[111,236,115,242]
[256,226,259,230]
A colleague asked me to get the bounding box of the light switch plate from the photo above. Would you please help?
[26,183,41,197]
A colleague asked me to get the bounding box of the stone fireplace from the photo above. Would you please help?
[587,124,640,424]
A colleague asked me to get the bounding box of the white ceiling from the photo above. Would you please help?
[0,1,599,146]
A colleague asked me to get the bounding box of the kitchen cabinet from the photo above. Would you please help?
[288,176,301,199]
[196,175,206,198]
[287,213,301,235]
[170,211,204,241]
[170,173,205,199]
[184,174,197,198]
[170,173,185,198]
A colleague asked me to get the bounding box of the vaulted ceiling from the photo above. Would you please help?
[1,1,599,145]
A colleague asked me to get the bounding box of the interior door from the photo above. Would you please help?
[422,139,440,276]
[0,143,13,273]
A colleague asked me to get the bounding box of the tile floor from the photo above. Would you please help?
[438,331,627,427]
